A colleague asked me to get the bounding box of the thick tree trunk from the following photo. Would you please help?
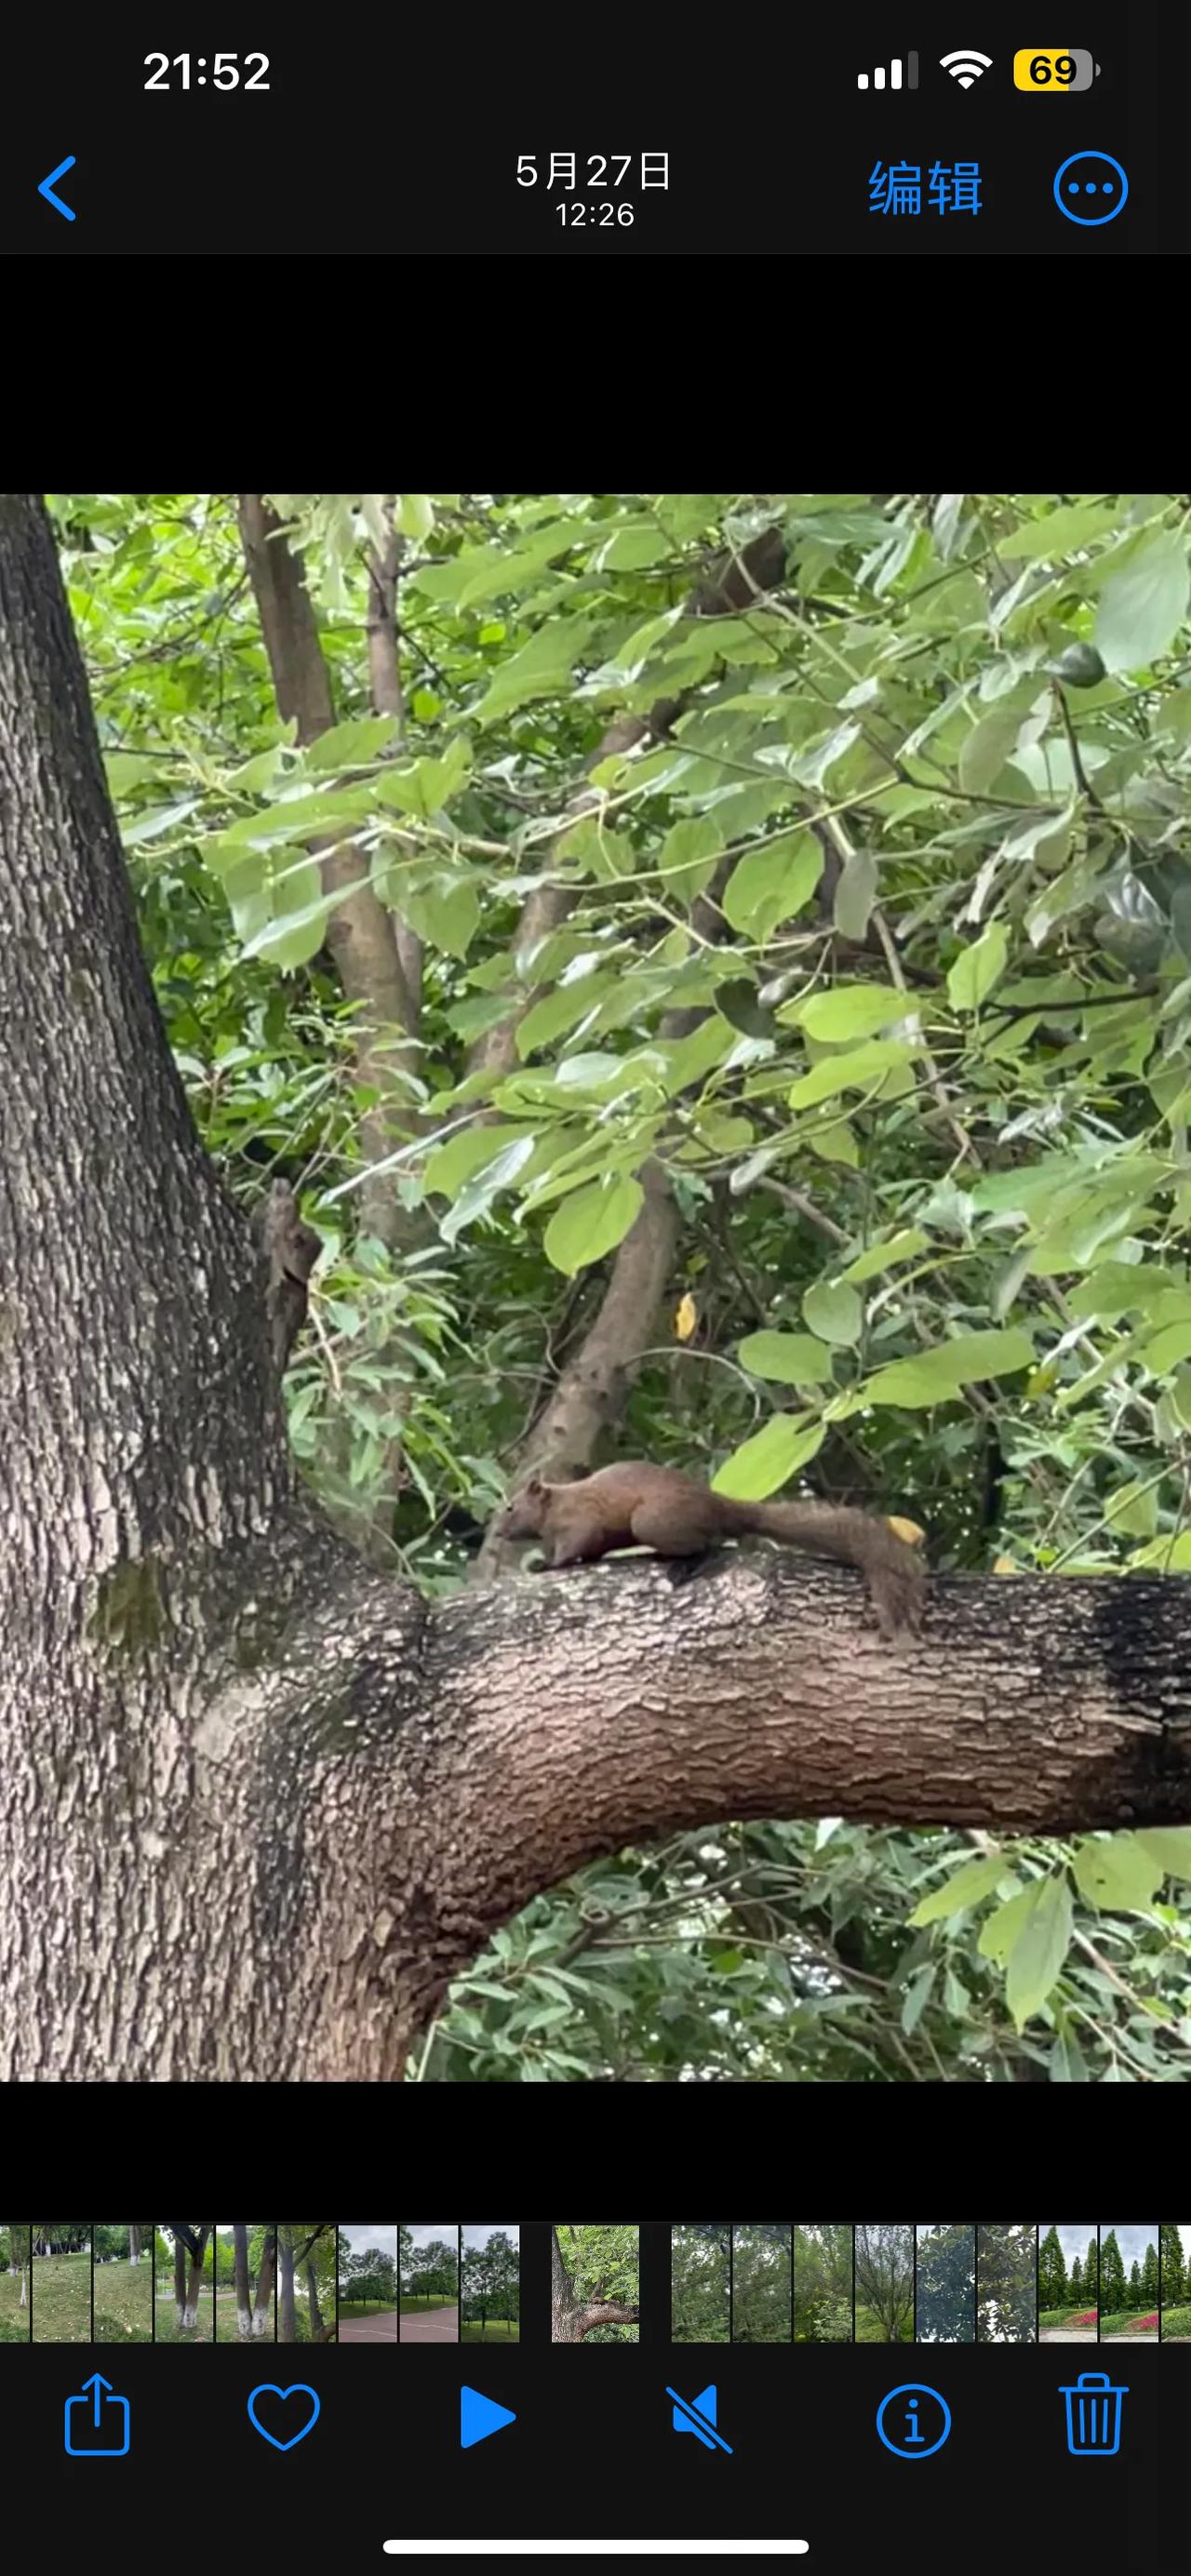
[305,2258,327,2341]
[550,2226,639,2341]
[129,2224,141,2265]
[233,2222,253,2339]
[253,2226,277,2333]
[279,2231,297,2342]
[3,496,1191,2086]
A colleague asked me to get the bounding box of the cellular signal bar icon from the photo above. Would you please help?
[858,52,918,89]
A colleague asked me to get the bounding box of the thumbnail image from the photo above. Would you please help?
[976,2223,1036,2342]
[672,2222,729,2344]
[1159,2225,1190,2340]
[278,2224,337,2343]
[154,2224,215,2342]
[399,2226,460,2342]
[1038,2224,1098,2341]
[1097,2224,1158,2340]
[339,2224,398,2342]
[854,2223,913,2343]
[552,2224,639,2342]
[916,2223,975,2342]
[92,2224,153,2343]
[461,2226,519,2344]
[793,2225,851,2343]
[31,2224,92,2343]
[0,2227,30,2342]
[731,2224,791,2344]
[213,2224,277,2342]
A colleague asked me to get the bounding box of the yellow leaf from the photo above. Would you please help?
[993,1554,1022,1575]
[886,1516,925,1546]
[675,1292,698,1343]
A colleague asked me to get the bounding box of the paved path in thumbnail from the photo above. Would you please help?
[400,2304,459,2342]
[339,2308,398,2342]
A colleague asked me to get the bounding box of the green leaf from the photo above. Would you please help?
[542,1175,645,1275]
[900,1963,936,2035]
[802,1279,863,1345]
[1003,1877,1074,2031]
[214,785,373,849]
[440,1136,537,1244]
[977,1885,1037,1963]
[737,1331,835,1386]
[475,618,595,725]
[833,849,877,940]
[1140,1319,1191,1374]
[375,739,472,816]
[801,983,905,1041]
[714,980,777,1040]
[1135,1829,1191,1885]
[1094,532,1190,673]
[958,709,1021,796]
[303,715,399,771]
[805,1119,860,1168]
[395,492,435,541]
[588,519,674,572]
[947,921,1010,1010]
[515,971,616,1061]
[1070,1835,1165,1912]
[997,501,1117,562]
[864,1328,1034,1408]
[657,815,726,901]
[398,870,481,959]
[422,1123,535,1203]
[711,1415,824,1501]
[841,1228,930,1284]
[788,1037,917,1108]
[121,796,202,846]
[909,1855,1009,1926]
[722,830,823,940]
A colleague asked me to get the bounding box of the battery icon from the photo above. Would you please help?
[1014,47,1101,90]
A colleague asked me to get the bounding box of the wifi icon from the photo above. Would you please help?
[940,47,993,87]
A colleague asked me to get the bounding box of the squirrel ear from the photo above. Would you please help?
[526,1475,544,1496]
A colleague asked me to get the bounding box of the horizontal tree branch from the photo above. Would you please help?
[316,1549,1191,2064]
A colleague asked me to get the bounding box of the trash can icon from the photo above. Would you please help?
[1060,2370,1128,2456]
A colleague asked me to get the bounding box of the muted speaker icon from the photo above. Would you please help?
[858,52,918,89]
[667,2383,734,2453]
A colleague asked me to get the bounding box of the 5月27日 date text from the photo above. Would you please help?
[517,150,670,228]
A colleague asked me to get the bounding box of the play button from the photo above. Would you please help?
[460,2386,517,2449]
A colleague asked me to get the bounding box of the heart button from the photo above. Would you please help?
[248,2383,322,2450]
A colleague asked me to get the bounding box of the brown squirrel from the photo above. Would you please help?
[494,1462,925,1639]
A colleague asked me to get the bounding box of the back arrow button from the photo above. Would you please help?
[38,155,77,220]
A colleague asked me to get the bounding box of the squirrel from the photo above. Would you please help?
[493,1462,925,1640]
[250,1179,321,1378]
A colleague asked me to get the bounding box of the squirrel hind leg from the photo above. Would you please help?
[662,1551,716,1590]
[868,1549,926,1641]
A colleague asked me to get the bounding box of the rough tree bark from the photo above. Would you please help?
[3,494,1191,2086]
[550,2225,639,2342]
[232,2221,254,2339]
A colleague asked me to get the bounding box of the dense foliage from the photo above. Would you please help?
[53,489,1191,2084]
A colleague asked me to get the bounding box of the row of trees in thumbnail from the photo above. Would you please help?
[0,2223,337,2342]
[672,2223,1038,2342]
